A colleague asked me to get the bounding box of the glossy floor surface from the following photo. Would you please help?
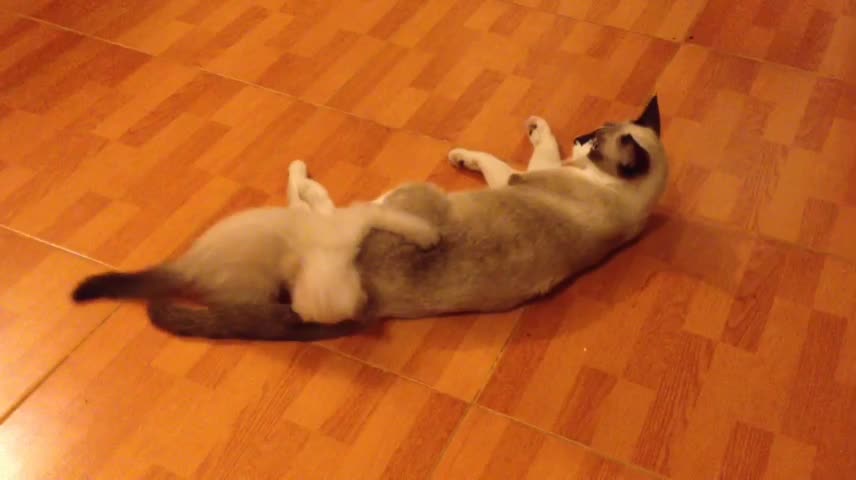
[0,1,854,479]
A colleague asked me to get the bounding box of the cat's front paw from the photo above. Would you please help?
[526,116,553,146]
[448,148,481,171]
[565,141,593,169]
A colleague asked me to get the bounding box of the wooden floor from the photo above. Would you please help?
[0,0,854,478]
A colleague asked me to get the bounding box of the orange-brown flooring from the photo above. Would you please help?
[0,0,854,479]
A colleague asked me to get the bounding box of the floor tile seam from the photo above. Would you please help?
[472,312,525,404]
[0,302,122,424]
[0,224,114,268]
[0,226,122,424]
[475,404,672,480]
[425,401,474,479]
[311,341,477,402]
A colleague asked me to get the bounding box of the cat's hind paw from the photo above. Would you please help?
[289,160,308,179]
[526,116,553,146]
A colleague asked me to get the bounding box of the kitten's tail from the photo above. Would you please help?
[71,267,184,303]
[147,301,366,342]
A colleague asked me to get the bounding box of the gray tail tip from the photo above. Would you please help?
[71,272,147,303]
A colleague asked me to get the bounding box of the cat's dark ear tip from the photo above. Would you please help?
[647,94,659,111]
[635,94,661,136]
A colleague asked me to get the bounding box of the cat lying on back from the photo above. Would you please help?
[73,96,668,342]
[72,160,438,340]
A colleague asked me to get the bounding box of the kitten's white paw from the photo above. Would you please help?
[289,160,308,179]
[448,148,481,171]
[526,116,552,146]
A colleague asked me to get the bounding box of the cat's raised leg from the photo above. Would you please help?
[299,179,335,214]
[287,160,335,214]
[287,160,310,209]
[368,207,439,249]
[525,116,561,171]
[448,148,519,188]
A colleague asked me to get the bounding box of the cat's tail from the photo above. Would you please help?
[147,300,366,342]
[71,267,185,303]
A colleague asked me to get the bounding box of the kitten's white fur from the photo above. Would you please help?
[76,163,438,325]
[282,163,438,323]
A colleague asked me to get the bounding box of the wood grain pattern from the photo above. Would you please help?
[433,406,659,479]
[478,217,856,478]
[0,1,854,478]
[690,0,856,81]
[0,306,467,479]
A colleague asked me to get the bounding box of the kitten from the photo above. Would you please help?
[72,161,438,339]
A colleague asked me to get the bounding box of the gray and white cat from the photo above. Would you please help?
[356,96,667,320]
[73,96,668,341]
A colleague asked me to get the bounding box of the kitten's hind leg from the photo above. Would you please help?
[287,160,335,214]
[525,116,561,171]
[298,179,335,214]
[448,148,519,188]
[368,207,439,249]
[287,161,310,209]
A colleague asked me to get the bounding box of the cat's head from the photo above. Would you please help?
[571,96,664,181]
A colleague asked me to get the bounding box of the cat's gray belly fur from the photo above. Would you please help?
[355,183,625,319]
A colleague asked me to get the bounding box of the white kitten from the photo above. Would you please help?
[73,161,438,329]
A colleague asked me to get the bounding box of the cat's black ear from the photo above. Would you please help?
[634,95,660,137]
[573,128,598,145]
[618,134,650,179]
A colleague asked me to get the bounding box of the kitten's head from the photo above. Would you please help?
[572,96,663,180]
